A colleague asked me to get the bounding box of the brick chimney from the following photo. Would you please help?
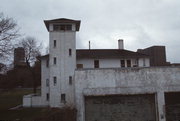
[118,39,124,49]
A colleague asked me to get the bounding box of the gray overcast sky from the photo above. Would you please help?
[0,0,180,63]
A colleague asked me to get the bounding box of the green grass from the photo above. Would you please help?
[0,89,76,121]
[0,89,33,110]
[0,89,46,121]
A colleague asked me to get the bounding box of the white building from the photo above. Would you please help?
[23,18,180,121]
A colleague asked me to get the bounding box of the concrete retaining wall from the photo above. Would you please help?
[75,67,180,121]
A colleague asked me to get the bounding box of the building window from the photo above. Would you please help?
[77,64,83,69]
[53,57,56,65]
[133,59,138,67]
[69,76,72,85]
[120,60,125,67]
[46,59,49,67]
[127,60,131,67]
[46,93,49,101]
[69,49,72,56]
[94,60,99,68]
[61,94,66,103]
[54,40,56,48]
[143,58,146,66]
[53,76,57,86]
[46,79,49,87]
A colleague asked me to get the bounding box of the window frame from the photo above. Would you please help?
[61,94,66,103]
[69,76,72,85]
[69,49,72,56]
[94,60,99,68]
[46,93,49,101]
[77,64,83,69]
[143,58,146,66]
[120,60,125,67]
[46,79,49,87]
[46,59,49,67]
[53,40,56,48]
[127,59,131,67]
[53,76,57,86]
[53,24,72,31]
[53,57,56,65]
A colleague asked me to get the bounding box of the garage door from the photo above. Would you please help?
[165,92,180,121]
[85,94,156,121]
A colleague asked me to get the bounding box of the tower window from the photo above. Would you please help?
[54,40,56,48]
[53,76,57,86]
[94,60,99,68]
[69,76,72,85]
[127,60,131,67]
[61,94,66,103]
[46,79,49,87]
[46,93,49,101]
[46,59,49,67]
[66,25,72,30]
[53,24,72,31]
[120,60,125,67]
[53,25,59,31]
[69,49,72,56]
[53,57,56,65]
[60,25,66,31]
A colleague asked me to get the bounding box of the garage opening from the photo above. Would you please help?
[165,92,180,121]
[85,94,156,121]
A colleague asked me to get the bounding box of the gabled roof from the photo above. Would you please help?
[44,18,81,31]
[76,49,149,59]
[41,49,149,60]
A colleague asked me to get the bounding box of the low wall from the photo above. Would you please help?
[23,94,48,107]
[75,67,180,121]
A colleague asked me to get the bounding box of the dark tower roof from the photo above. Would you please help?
[44,18,81,31]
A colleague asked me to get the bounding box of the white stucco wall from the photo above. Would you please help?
[49,28,76,107]
[77,58,150,68]
[23,58,50,107]
[23,94,48,107]
[75,67,180,121]
[41,58,50,105]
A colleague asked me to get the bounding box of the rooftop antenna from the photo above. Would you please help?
[89,41,91,50]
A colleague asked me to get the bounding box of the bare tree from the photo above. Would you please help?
[19,36,42,66]
[18,36,42,93]
[0,12,19,59]
[0,63,7,73]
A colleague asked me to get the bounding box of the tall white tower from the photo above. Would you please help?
[44,18,80,107]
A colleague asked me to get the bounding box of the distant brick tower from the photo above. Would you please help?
[14,47,25,67]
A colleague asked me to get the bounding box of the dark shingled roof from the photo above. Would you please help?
[41,49,149,60]
[44,18,81,31]
[76,49,149,59]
